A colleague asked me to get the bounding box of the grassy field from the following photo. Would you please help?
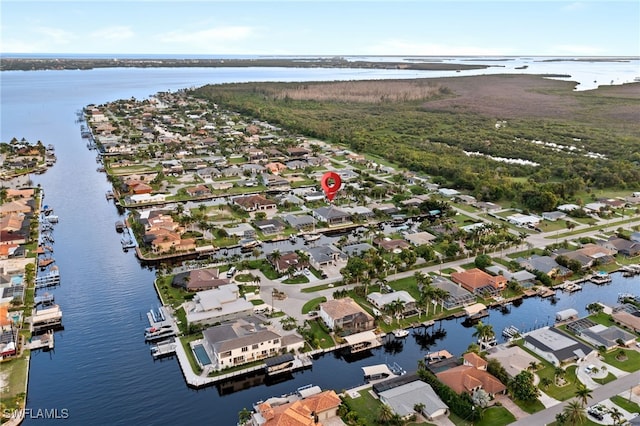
[0,356,29,414]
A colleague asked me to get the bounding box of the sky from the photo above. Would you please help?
[1,1,639,57]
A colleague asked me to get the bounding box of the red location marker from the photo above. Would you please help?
[321,172,342,202]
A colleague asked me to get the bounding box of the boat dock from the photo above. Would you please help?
[150,339,177,359]
[34,293,55,306]
[28,332,55,351]
[31,304,63,334]
[35,267,60,289]
[621,264,640,277]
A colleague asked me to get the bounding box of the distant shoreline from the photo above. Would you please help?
[0,57,495,72]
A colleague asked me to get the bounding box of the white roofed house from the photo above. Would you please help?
[367,291,416,316]
[183,284,254,327]
[374,376,449,421]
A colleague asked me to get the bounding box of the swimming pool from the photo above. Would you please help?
[192,344,212,366]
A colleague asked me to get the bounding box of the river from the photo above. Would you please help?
[1,62,639,425]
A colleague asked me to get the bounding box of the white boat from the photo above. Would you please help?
[502,325,520,339]
[392,328,409,338]
[303,233,321,242]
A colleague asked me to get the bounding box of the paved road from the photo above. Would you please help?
[510,372,640,426]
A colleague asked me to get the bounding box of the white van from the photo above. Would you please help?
[226,266,236,278]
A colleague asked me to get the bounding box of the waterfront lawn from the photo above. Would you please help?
[0,356,29,413]
[601,348,640,372]
[588,312,616,327]
[156,276,194,307]
[610,395,640,414]
[302,297,326,314]
[180,335,203,375]
[306,318,335,349]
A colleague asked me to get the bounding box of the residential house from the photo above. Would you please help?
[285,160,308,170]
[251,389,341,426]
[542,211,567,222]
[318,297,374,334]
[286,147,311,158]
[373,238,410,253]
[185,184,212,198]
[404,231,437,247]
[374,376,448,421]
[485,265,536,288]
[367,291,416,316]
[450,268,507,295]
[0,200,31,215]
[149,229,195,254]
[253,219,286,236]
[265,162,287,175]
[232,195,277,212]
[485,346,541,379]
[184,284,254,326]
[268,251,308,274]
[202,317,303,371]
[305,245,345,270]
[599,237,640,257]
[341,243,375,257]
[462,352,487,370]
[436,363,506,397]
[507,213,541,228]
[303,191,327,203]
[611,305,640,333]
[566,318,637,351]
[261,174,290,189]
[242,164,265,175]
[431,276,475,310]
[312,206,351,226]
[284,214,316,230]
[517,255,571,278]
[522,326,593,366]
[172,268,231,291]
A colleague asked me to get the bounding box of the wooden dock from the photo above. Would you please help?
[28,332,54,351]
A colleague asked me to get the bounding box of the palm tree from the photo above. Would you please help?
[608,406,624,426]
[433,287,449,313]
[540,377,553,389]
[377,403,394,424]
[574,384,592,407]
[562,400,586,425]
[528,361,540,371]
[472,321,495,350]
[554,366,566,385]
[418,285,434,317]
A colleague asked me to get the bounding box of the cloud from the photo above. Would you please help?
[90,26,135,41]
[32,26,75,46]
[562,2,586,12]
[156,26,254,44]
[364,39,514,56]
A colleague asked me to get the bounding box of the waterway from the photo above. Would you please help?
[1,63,639,425]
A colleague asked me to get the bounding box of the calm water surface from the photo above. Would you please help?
[1,64,639,425]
